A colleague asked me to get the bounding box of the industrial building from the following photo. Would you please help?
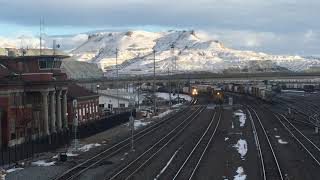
[0,48,70,147]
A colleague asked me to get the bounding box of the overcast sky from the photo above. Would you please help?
[0,0,318,55]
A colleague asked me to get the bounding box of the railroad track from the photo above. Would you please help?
[54,100,199,180]
[274,113,320,166]
[172,106,222,180]
[246,106,284,180]
[107,105,206,180]
[273,98,318,126]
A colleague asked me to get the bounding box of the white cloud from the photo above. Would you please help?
[0,0,319,54]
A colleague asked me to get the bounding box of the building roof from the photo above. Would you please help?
[67,83,99,100]
[0,48,69,59]
[62,59,103,80]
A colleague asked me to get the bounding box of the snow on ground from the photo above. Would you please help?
[234,167,247,180]
[156,92,192,101]
[78,143,102,152]
[131,120,151,130]
[31,160,56,167]
[278,139,288,144]
[233,139,248,160]
[154,146,182,180]
[275,135,280,138]
[234,110,246,127]
[126,109,173,130]
[6,167,24,173]
[52,152,79,159]
[153,110,173,118]
[224,137,230,141]
[172,103,183,108]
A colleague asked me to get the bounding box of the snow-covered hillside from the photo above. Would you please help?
[69,30,320,76]
[2,30,320,76]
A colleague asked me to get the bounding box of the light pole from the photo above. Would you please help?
[153,49,157,115]
[96,84,100,94]
[72,99,79,150]
[116,48,120,111]
[170,44,176,106]
[129,95,135,151]
[168,67,172,108]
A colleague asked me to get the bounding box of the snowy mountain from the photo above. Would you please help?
[2,30,320,76]
[69,30,320,76]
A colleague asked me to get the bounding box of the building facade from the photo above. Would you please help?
[0,48,69,147]
[67,84,100,125]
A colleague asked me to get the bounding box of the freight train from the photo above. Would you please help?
[224,83,274,102]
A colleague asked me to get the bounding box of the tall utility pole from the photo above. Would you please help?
[137,79,141,109]
[168,67,172,108]
[153,50,157,115]
[39,18,43,56]
[129,95,135,151]
[116,48,120,110]
[170,44,176,105]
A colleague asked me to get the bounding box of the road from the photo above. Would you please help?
[53,94,320,180]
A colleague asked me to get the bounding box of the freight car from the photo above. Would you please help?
[224,83,273,102]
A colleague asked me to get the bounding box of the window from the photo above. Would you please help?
[119,103,125,108]
[53,60,62,68]
[38,58,61,69]
[39,60,47,69]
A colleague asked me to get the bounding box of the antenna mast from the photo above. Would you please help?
[39,18,44,56]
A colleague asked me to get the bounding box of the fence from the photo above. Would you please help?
[0,112,131,166]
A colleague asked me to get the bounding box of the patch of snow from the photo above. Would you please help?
[234,110,246,127]
[32,160,56,167]
[153,110,173,119]
[172,103,183,108]
[225,137,230,141]
[234,167,247,180]
[232,122,234,129]
[274,128,278,131]
[127,120,151,130]
[6,167,23,173]
[78,143,102,152]
[53,152,79,159]
[154,147,182,180]
[156,92,192,102]
[275,135,280,138]
[278,139,288,144]
[66,152,79,157]
[233,139,248,160]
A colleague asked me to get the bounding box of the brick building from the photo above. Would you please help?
[67,83,100,125]
[0,48,70,147]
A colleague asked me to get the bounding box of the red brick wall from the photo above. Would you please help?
[67,97,100,126]
[0,97,9,146]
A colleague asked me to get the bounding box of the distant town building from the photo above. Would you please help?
[99,94,130,111]
[0,48,69,147]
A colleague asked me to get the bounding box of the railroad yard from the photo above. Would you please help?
[4,89,319,180]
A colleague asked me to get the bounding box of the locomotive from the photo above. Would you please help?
[189,85,224,104]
